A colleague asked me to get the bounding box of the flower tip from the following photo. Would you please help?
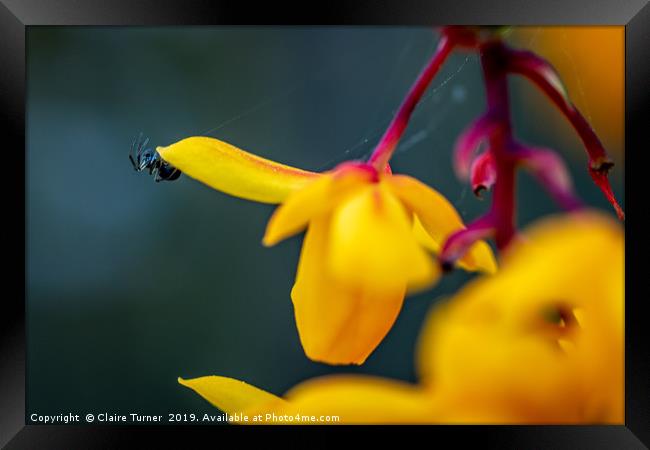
[262,214,285,247]
[439,259,455,273]
[590,157,614,174]
[614,205,625,221]
[481,257,498,275]
[261,232,278,247]
[587,166,624,221]
[473,185,487,198]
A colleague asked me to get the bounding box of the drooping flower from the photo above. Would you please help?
[179,211,623,423]
[144,29,501,365]
[157,137,495,365]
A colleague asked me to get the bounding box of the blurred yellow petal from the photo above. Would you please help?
[157,137,318,204]
[179,214,622,424]
[181,375,437,424]
[416,211,623,423]
[275,376,436,424]
[178,376,286,418]
[291,216,405,365]
[385,174,497,273]
[263,169,372,246]
[328,182,439,292]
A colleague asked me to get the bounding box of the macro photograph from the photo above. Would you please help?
[2,1,649,447]
[26,25,625,425]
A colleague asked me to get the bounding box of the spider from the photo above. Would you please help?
[129,133,181,182]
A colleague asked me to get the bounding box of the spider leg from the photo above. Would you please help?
[135,132,144,154]
[138,136,153,171]
[129,136,139,170]
[130,132,163,180]
[129,154,138,171]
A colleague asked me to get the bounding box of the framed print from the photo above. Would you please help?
[1,0,648,448]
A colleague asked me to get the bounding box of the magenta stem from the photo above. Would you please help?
[480,41,517,249]
[440,40,518,266]
[506,49,612,170]
[439,28,622,268]
[368,34,454,171]
[440,214,495,270]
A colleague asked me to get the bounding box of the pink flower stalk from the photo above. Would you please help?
[506,47,624,220]
[364,26,622,270]
[368,33,454,170]
[437,29,623,268]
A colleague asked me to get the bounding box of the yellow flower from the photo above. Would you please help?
[418,211,624,423]
[179,211,623,423]
[158,137,495,365]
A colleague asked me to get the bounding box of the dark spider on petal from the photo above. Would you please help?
[129,133,182,182]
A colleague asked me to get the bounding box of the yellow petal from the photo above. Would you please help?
[291,215,405,365]
[263,168,372,246]
[275,375,436,424]
[180,375,436,424]
[178,376,286,419]
[157,137,318,204]
[385,174,497,274]
[416,211,624,423]
[327,182,439,292]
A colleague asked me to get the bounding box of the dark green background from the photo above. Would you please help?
[26,27,624,421]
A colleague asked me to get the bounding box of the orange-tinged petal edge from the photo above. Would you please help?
[158,137,318,204]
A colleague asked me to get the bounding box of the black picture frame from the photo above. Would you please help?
[1,0,648,448]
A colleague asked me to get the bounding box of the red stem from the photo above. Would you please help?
[506,49,612,170]
[506,48,624,219]
[440,214,495,270]
[480,41,517,249]
[440,40,518,267]
[368,34,454,170]
[437,28,623,268]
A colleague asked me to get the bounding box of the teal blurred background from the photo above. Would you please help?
[26,27,624,422]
